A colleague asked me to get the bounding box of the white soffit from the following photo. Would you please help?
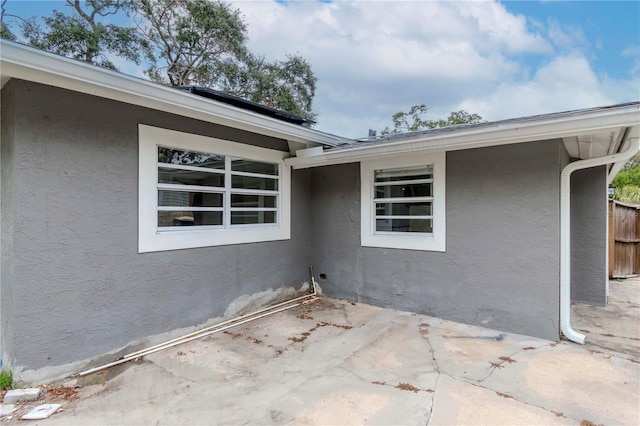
[0,41,350,147]
[562,129,621,160]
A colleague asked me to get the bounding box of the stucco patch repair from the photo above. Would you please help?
[14,283,314,385]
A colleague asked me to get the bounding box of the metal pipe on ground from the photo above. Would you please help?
[76,297,318,377]
[75,266,322,377]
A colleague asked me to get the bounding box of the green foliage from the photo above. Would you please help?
[4,0,318,122]
[18,0,146,70]
[611,152,640,204]
[611,156,640,188]
[1,0,16,41]
[381,104,483,135]
[0,369,12,390]
[136,0,317,121]
[219,53,317,122]
[0,20,14,41]
[136,0,247,86]
[613,185,640,204]
[621,152,640,171]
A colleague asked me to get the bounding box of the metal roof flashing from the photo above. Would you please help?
[174,86,314,126]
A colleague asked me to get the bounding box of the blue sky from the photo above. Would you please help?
[3,0,639,137]
[502,1,639,80]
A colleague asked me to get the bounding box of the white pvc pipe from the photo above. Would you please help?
[77,268,322,377]
[125,290,317,359]
[560,129,639,344]
[77,297,319,377]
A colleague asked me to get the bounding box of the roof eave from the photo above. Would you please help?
[0,41,350,147]
[286,104,640,169]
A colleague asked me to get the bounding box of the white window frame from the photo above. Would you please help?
[361,152,446,252]
[139,124,291,253]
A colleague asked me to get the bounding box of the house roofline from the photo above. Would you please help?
[286,103,640,169]
[0,40,350,147]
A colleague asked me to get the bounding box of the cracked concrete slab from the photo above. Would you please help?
[19,291,640,426]
[482,342,640,425]
[428,375,575,425]
[573,278,640,358]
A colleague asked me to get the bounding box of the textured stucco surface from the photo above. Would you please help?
[0,80,312,371]
[1,78,611,376]
[570,166,608,305]
[1,83,16,367]
[310,141,567,341]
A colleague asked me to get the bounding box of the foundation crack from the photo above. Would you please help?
[447,374,571,421]
[425,373,440,425]
[478,346,533,382]
[422,333,441,426]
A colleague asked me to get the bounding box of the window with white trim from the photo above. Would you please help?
[361,152,446,251]
[139,125,291,253]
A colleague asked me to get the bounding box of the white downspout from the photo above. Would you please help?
[560,129,639,344]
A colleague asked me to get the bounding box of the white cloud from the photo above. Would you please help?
[457,55,638,120]
[546,18,589,52]
[230,0,635,138]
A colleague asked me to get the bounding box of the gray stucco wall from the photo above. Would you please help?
[570,166,608,305]
[310,140,568,341]
[1,83,16,368]
[1,80,312,371]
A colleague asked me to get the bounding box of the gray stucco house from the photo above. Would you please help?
[1,41,639,383]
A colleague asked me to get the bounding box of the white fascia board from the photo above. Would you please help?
[0,41,349,147]
[287,105,640,169]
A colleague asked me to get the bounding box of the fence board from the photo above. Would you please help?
[609,200,640,278]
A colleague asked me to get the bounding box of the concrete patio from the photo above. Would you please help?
[5,280,640,425]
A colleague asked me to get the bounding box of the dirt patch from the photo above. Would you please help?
[371,381,433,394]
[498,356,516,364]
[298,313,314,320]
[522,346,536,351]
[395,383,421,393]
[223,330,263,345]
[288,322,353,344]
[581,420,604,426]
[44,385,78,402]
[495,391,514,399]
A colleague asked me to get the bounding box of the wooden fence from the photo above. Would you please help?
[609,200,640,278]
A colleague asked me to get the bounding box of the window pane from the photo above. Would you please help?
[158,191,222,208]
[231,211,276,225]
[375,165,432,182]
[231,194,276,208]
[231,158,278,175]
[376,218,432,233]
[375,202,432,216]
[158,211,223,227]
[232,175,278,191]
[158,147,225,169]
[375,183,432,198]
[159,167,224,188]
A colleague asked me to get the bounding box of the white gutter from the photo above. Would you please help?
[560,127,640,344]
[0,40,350,147]
[286,104,640,169]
